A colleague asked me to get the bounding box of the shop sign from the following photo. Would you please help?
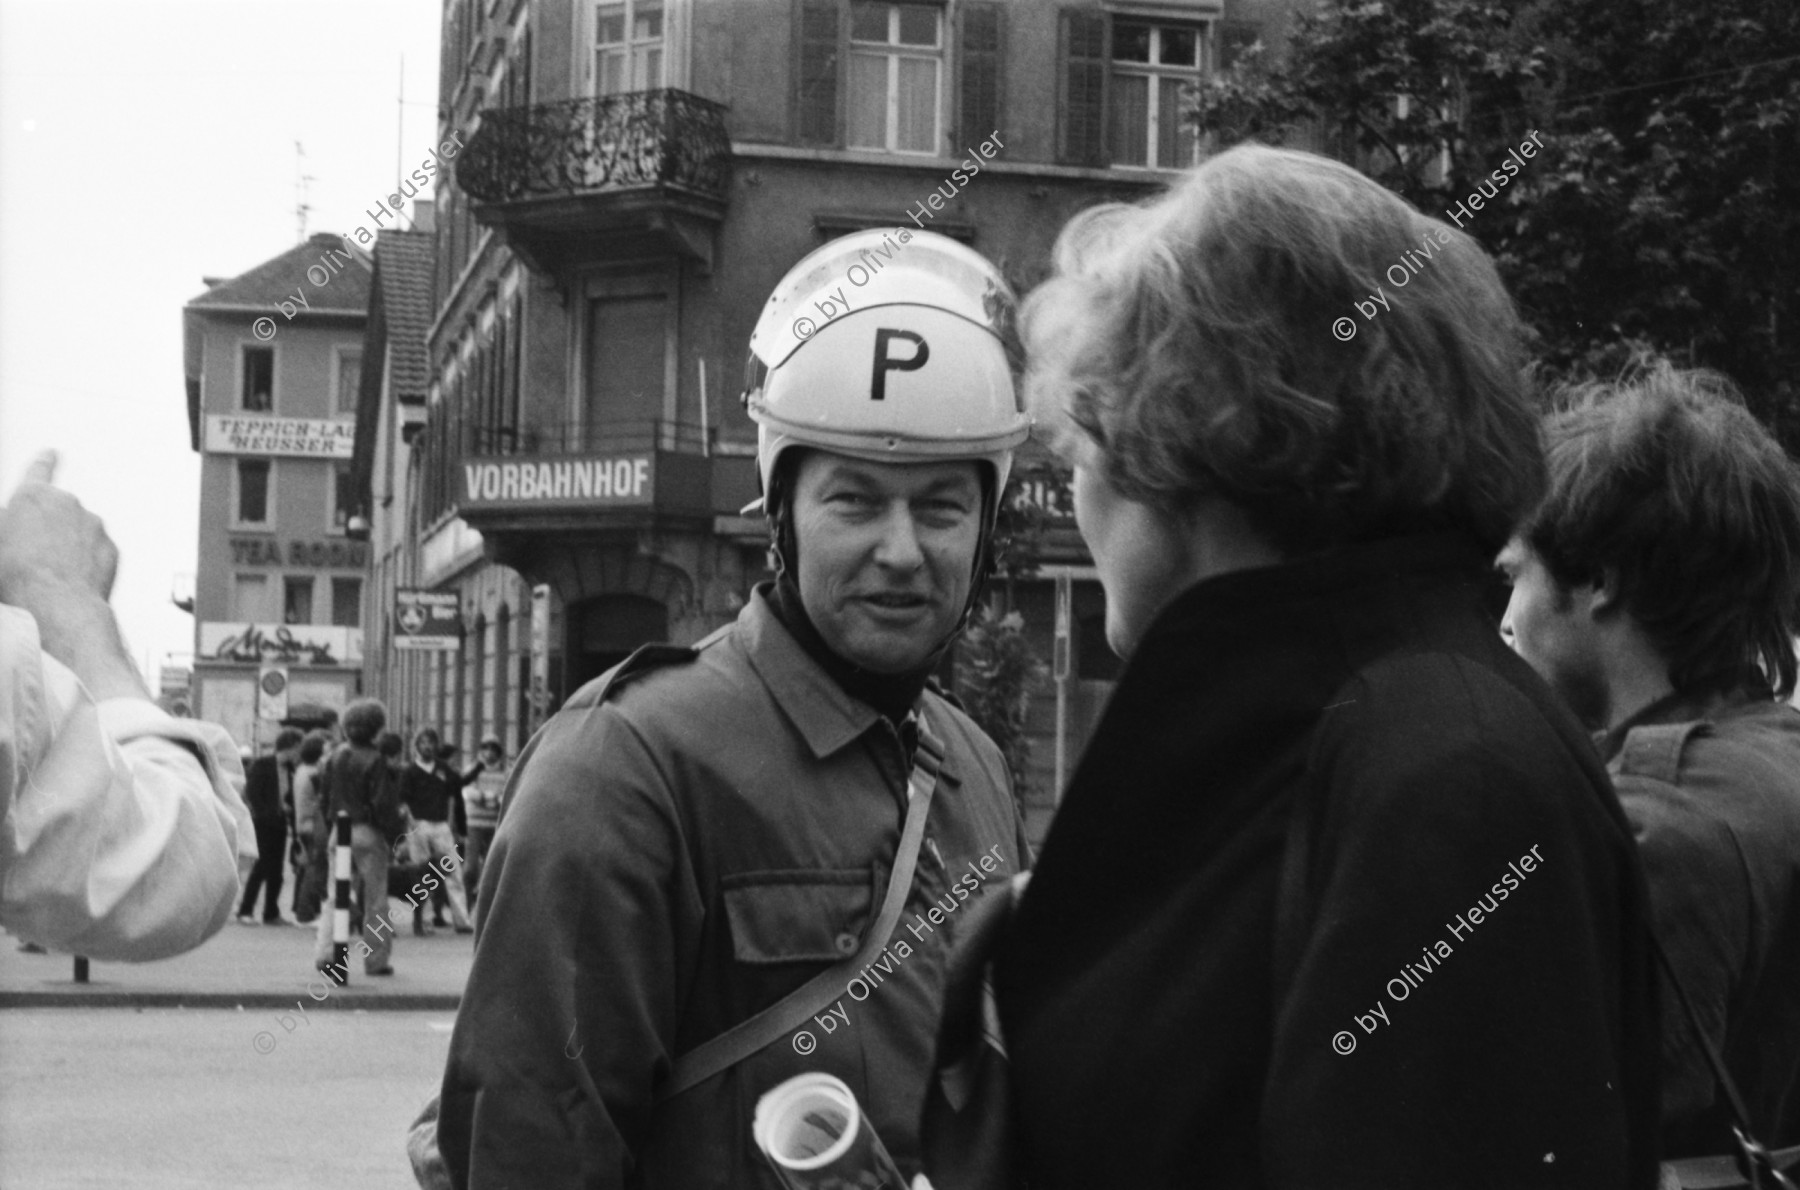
[199,622,362,666]
[229,538,368,568]
[205,415,355,458]
[394,589,461,652]
[460,454,652,510]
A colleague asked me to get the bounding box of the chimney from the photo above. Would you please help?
[411,200,436,233]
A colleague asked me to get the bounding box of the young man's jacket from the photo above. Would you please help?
[990,532,1661,1190]
[318,743,399,835]
[398,760,478,824]
[1600,688,1800,1156]
[242,753,286,822]
[437,586,1031,1190]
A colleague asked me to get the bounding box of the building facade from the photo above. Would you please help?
[392,0,1295,837]
[183,234,373,749]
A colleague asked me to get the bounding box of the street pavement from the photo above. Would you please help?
[1,1007,452,1189]
[0,895,475,1010]
[0,880,478,1188]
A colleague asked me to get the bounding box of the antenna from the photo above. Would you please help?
[294,141,314,241]
[397,55,411,231]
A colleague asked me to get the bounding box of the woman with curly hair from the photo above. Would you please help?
[939,145,1662,1189]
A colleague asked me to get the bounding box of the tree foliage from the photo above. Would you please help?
[1192,0,1800,447]
[953,602,1048,812]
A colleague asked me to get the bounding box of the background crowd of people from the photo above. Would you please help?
[227,710,505,977]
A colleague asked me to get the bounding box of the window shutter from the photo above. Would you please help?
[797,2,840,146]
[959,2,1003,148]
[1058,8,1108,166]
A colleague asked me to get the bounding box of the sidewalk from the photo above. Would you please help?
[0,903,474,1011]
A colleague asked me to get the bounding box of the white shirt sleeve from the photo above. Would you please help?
[0,604,256,961]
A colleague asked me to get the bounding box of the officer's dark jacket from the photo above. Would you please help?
[1600,689,1800,1156]
[437,588,1030,1189]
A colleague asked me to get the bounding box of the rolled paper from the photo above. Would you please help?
[752,1072,908,1190]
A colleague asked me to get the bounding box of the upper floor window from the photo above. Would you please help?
[331,577,363,629]
[334,348,363,415]
[847,2,942,153]
[329,462,355,533]
[1059,12,1222,169]
[802,0,986,155]
[234,459,273,528]
[232,574,273,622]
[1111,21,1202,169]
[284,575,315,625]
[242,346,274,412]
[594,1,663,95]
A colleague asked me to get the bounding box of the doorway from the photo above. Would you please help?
[565,593,670,695]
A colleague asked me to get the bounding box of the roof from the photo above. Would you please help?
[347,228,438,521]
[185,232,372,314]
[372,230,436,404]
[182,233,374,450]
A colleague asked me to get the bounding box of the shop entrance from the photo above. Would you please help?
[565,594,669,695]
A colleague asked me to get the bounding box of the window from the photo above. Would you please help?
[232,574,273,622]
[330,462,355,533]
[584,293,667,439]
[235,459,273,527]
[470,613,487,752]
[241,346,274,412]
[593,1,662,95]
[494,604,511,750]
[284,576,315,625]
[331,577,362,628]
[334,349,363,415]
[1110,21,1202,169]
[848,2,941,153]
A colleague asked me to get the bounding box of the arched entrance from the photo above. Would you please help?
[565,594,669,696]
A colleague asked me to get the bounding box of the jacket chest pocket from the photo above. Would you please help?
[722,870,874,964]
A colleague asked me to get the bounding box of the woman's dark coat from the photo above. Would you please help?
[993,533,1661,1189]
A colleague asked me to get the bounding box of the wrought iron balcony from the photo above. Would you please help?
[457,89,731,220]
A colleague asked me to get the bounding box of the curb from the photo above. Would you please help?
[0,991,460,1011]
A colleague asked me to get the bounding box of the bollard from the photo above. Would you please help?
[73,956,88,983]
[326,810,351,986]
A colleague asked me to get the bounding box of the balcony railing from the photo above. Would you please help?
[469,420,711,456]
[457,90,732,207]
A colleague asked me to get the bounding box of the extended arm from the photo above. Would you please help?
[0,609,252,959]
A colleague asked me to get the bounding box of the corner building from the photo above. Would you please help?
[418,0,1298,836]
[183,235,373,747]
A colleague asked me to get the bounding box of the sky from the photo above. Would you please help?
[0,0,441,692]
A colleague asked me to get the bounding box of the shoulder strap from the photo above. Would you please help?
[1653,936,1800,1188]
[594,643,700,705]
[653,714,948,1105]
[1616,720,1707,784]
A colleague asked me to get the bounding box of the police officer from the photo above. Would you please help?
[435,230,1033,1189]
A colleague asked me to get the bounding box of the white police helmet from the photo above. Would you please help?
[742,228,1029,514]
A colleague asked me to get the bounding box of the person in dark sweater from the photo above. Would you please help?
[396,728,476,934]
[1501,366,1800,1169]
[236,727,302,925]
[929,144,1661,1189]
